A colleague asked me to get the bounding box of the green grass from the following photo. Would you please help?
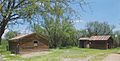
[0,39,9,55]
[0,40,120,61]
[1,47,119,61]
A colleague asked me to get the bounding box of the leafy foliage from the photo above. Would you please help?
[76,29,89,37]
[0,0,88,45]
[5,31,18,39]
[86,21,114,36]
[112,31,120,47]
[31,0,88,48]
[32,19,78,48]
[0,0,39,44]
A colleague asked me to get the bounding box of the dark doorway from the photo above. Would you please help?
[79,41,85,48]
[81,41,84,48]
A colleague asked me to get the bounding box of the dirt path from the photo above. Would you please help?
[62,53,120,61]
[103,53,120,61]
[21,51,50,58]
[0,56,3,60]
[0,54,4,61]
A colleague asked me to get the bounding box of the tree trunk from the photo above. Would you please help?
[0,37,1,45]
[0,27,5,45]
[0,19,9,45]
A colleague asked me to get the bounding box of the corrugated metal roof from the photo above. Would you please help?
[89,35,111,41]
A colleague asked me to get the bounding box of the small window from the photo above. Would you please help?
[33,40,39,47]
[34,41,38,43]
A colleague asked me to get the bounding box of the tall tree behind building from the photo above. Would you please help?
[0,0,88,45]
[86,21,114,36]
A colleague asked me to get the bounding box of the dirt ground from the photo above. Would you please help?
[21,51,50,58]
[17,52,120,61]
[62,53,120,61]
[103,53,120,61]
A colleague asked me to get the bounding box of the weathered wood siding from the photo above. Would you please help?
[89,41,107,49]
[19,39,48,53]
[8,41,19,54]
[89,38,113,49]
[9,33,49,54]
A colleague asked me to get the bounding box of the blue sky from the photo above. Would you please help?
[74,0,120,31]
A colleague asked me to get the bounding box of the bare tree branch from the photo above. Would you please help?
[10,16,20,20]
[10,14,19,17]
[14,0,24,9]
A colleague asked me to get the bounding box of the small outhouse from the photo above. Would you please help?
[79,37,89,48]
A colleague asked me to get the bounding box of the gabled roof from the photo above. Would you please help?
[9,33,36,40]
[89,35,111,41]
[9,33,49,45]
[9,33,48,41]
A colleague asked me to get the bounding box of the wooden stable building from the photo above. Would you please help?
[79,35,114,49]
[8,33,49,54]
[89,36,114,49]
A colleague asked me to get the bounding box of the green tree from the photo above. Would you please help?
[0,0,88,45]
[86,21,114,36]
[32,19,78,48]
[113,31,120,47]
[76,30,89,37]
[0,0,39,45]
[5,31,18,40]
[31,0,88,48]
